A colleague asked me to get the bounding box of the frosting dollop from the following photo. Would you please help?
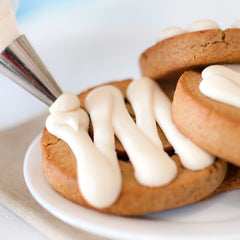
[49,92,80,113]
[157,19,220,42]
[232,20,240,28]
[200,65,240,109]
[157,27,185,42]
[186,19,219,32]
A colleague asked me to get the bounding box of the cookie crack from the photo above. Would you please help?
[221,31,226,44]
[201,32,227,49]
[44,138,61,148]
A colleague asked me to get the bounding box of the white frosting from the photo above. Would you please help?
[156,19,240,110]
[49,92,80,113]
[0,0,20,52]
[186,19,219,32]
[200,65,240,109]
[232,20,240,28]
[46,78,214,208]
[46,93,122,208]
[157,27,185,42]
[127,78,214,170]
[157,19,219,42]
[85,85,177,187]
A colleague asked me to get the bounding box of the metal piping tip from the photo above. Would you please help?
[0,34,63,106]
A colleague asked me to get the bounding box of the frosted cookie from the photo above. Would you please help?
[140,20,240,81]
[41,78,227,215]
[172,69,240,167]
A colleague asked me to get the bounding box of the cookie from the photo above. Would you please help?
[41,79,227,215]
[140,28,240,81]
[199,163,240,201]
[172,71,240,166]
[215,163,240,194]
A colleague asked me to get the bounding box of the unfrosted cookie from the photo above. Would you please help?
[140,28,240,81]
[172,71,240,166]
[41,79,227,215]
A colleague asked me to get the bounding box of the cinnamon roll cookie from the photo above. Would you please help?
[41,78,227,216]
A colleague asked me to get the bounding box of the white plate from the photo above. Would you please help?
[24,135,240,240]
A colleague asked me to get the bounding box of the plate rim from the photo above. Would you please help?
[23,134,240,240]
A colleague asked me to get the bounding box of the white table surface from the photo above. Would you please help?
[0,204,47,240]
[1,0,240,239]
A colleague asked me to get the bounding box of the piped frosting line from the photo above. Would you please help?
[200,64,240,109]
[46,93,122,209]
[127,77,214,170]
[85,85,177,187]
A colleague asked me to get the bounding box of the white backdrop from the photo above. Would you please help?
[1,0,240,130]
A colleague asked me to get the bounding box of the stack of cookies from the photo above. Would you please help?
[41,19,240,216]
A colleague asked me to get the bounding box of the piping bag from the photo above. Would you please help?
[0,0,63,106]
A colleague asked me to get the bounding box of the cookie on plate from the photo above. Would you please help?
[41,79,227,216]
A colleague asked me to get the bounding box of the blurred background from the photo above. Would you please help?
[2,0,240,130]
[16,0,80,18]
